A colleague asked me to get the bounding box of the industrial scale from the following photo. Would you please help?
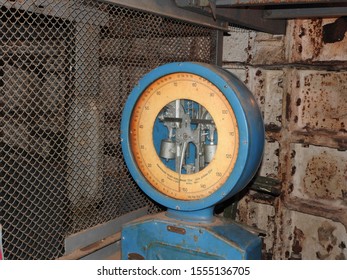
[120,62,264,260]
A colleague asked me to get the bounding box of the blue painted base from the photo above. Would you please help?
[121,212,262,260]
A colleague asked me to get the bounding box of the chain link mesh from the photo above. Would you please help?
[1,0,218,259]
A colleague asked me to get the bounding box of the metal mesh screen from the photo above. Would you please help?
[1,0,217,259]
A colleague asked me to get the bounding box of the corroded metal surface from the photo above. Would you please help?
[288,19,347,63]
[277,210,346,259]
[283,144,347,239]
[288,70,347,150]
[223,20,346,259]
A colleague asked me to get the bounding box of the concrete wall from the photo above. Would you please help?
[223,19,347,260]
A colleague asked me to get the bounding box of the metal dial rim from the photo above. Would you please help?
[121,62,263,211]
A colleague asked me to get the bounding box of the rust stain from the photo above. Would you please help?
[259,95,265,105]
[265,123,281,132]
[316,221,340,260]
[244,67,249,84]
[339,241,346,249]
[298,44,303,54]
[167,225,186,235]
[290,150,296,159]
[290,226,305,259]
[298,26,306,38]
[128,253,145,260]
[285,93,291,121]
[309,19,323,60]
[291,166,296,176]
[296,80,300,88]
[291,18,324,61]
[255,70,262,77]
[295,98,301,106]
[293,72,347,136]
[303,151,345,200]
[246,35,253,65]
[287,183,294,194]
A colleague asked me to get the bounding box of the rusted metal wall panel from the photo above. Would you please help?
[288,19,347,63]
[223,18,347,259]
[224,67,284,129]
[223,29,285,65]
[249,68,284,131]
[276,210,346,260]
[290,144,346,202]
[288,70,347,150]
[290,70,347,132]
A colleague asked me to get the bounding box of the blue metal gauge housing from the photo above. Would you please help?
[121,62,264,214]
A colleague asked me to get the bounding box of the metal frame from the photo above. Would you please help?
[212,8,287,34]
[175,0,287,34]
[102,1,226,63]
[175,0,347,34]
[98,0,346,35]
[216,0,347,5]
[264,6,347,19]
[102,0,229,31]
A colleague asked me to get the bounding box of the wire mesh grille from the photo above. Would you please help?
[1,0,218,259]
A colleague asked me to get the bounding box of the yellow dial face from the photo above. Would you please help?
[130,73,239,201]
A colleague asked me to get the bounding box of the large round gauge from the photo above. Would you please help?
[121,62,264,212]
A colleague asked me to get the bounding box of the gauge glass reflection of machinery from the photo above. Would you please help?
[121,62,265,260]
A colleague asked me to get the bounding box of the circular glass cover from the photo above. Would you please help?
[153,99,217,173]
[129,73,239,201]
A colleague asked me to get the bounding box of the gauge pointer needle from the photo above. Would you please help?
[178,141,188,192]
